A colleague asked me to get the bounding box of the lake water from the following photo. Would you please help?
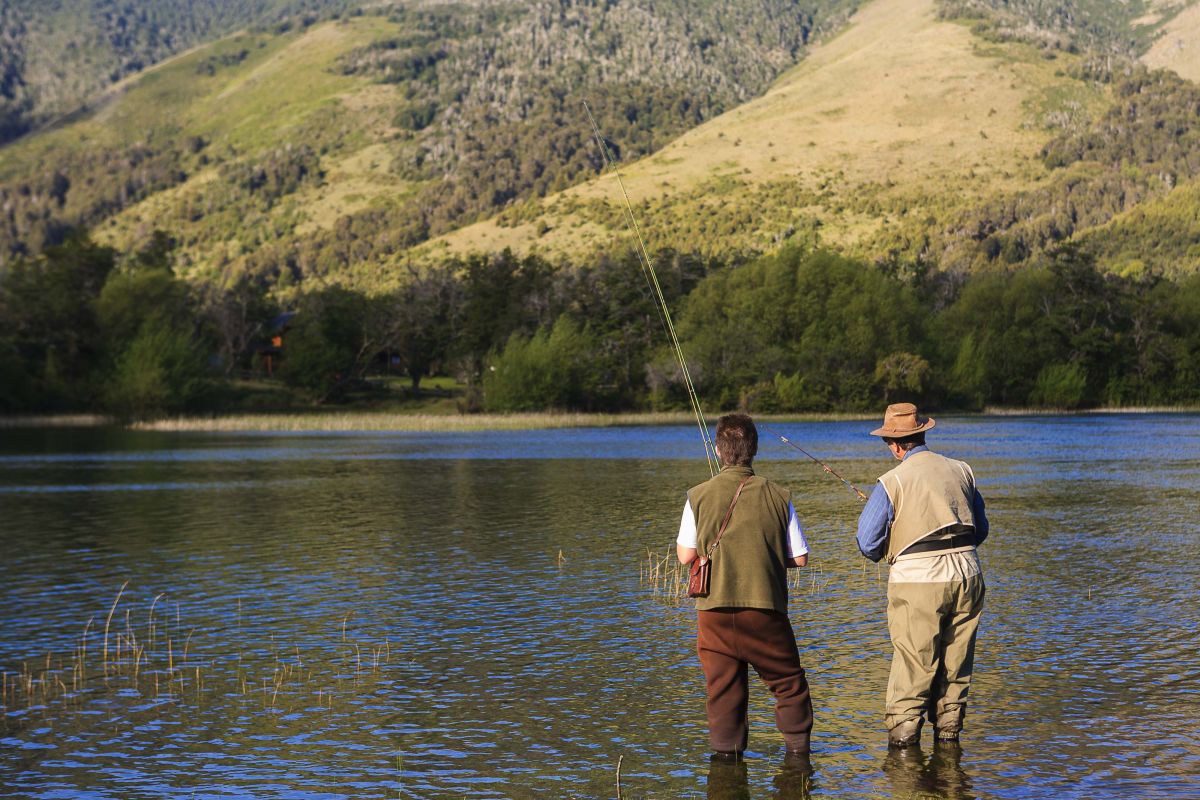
[1,415,1198,799]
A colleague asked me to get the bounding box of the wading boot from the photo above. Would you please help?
[888,718,923,748]
[935,726,960,743]
[784,733,811,755]
[710,750,744,763]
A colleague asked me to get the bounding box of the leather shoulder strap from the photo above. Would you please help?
[706,476,753,558]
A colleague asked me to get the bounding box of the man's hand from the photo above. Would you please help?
[789,555,808,568]
[677,544,698,564]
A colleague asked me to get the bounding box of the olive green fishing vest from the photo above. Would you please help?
[687,465,793,613]
[878,450,977,563]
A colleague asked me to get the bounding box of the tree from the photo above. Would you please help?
[103,320,211,420]
[482,316,599,411]
[277,287,387,403]
[875,352,931,403]
[0,231,115,409]
[455,250,557,409]
[1029,362,1088,409]
[676,245,922,410]
[197,275,277,375]
[95,237,215,419]
[381,264,458,393]
[932,269,1061,407]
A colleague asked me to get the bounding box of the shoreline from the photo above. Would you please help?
[0,406,1197,432]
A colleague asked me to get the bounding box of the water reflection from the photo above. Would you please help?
[881,743,973,799]
[775,752,816,800]
[706,752,814,800]
[707,759,751,800]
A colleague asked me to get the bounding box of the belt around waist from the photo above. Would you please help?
[902,532,976,556]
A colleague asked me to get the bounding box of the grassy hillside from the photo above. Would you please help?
[1143,2,1200,82]
[0,0,860,284]
[0,0,352,143]
[425,0,1200,276]
[2,0,1200,285]
[425,0,1098,263]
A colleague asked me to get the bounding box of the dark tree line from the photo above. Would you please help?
[2,229,1197,419]
[673,244,1200,411]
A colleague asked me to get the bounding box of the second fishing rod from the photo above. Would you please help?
[584,102,866,502]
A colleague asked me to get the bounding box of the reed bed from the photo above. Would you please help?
[5,407,1193,433]
[0,583,400,723]
[639,547,858,605]
[0,414,107,428]
[640,549,690,604]
[982,405,1200,415]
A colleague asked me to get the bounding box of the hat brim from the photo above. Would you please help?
[870,418,936,437]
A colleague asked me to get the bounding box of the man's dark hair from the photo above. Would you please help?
[884,432,926,451]
[716,413,758,466]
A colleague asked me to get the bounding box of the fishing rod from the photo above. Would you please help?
[583,100,719,477]
[584,103,866,501]
[761,425,868,502]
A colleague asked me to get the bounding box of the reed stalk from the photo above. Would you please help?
[80,617,92,673]
[148,593,165,648]
[102,581,130,674]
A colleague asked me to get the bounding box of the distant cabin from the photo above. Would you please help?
[254,311,296,376]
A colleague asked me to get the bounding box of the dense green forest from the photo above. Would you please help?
[939,0,1179,57]
[917,67,1200,275]
[2,232,1196,418]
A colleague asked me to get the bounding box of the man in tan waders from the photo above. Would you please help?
[676,413,815,760]
[856,403,989,747]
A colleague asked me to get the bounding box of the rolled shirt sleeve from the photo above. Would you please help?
[786,501,809,559]
[972,489,989,545]
[856,482,892,563]
[676,498,698,549]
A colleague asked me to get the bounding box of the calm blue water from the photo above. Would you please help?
[0,414,1198,799]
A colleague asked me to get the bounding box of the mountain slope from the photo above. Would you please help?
[1143,3,1200,82]
[0,1,860,281]
[425,0,1096,264]
[426,0,1200,276]
[0,0,352,144]
[3,0,1200,284]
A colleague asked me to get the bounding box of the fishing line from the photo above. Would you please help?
[584,100,718,476]
[584,102,865,500]
[760,424,868,502]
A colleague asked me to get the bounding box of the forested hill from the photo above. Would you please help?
[0,0,859,280]
[435,0,1200,277]
[2,0,1200,285]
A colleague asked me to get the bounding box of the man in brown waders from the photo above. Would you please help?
[856,403,989,747]
[676,413,815,760]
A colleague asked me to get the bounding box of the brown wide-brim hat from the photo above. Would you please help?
[870,402,936,437]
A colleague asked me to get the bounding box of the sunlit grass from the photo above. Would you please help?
[129,410,885,432]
